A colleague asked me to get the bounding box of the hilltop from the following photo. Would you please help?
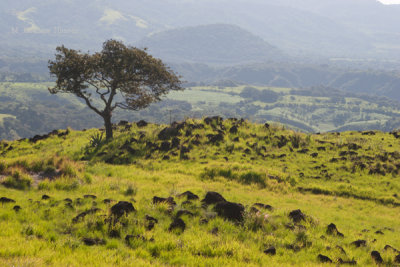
[0,118,400,266]
[137,24,283,64]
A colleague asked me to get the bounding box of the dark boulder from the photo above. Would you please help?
[351,240,366,247]
[72,208,101,223]
[83,237,106,246]
[207,133,224,144]
[84,194,97,199]
[371,251,383,264]
[288,209,305,223]
[214,201,244,222]
[384,245,399,253]
[158,127,180,140]
[13,205,21,212]
[159,141,171,152]
[109,229,120,238]
[326,223,344,237]
[0,197,15,204]
[176,210,194,218]
[338,258,357,265]
[152,196,176,206]
[264,246,276,256]
[317,254,332,263]
[178,191,199,200]
[168,218,186,232]
[395,254,400,264]
[110,201,135,218]
[201,192,226,205]
[229,126,238,134]
[136,120,148,127]
[42,195,51,200]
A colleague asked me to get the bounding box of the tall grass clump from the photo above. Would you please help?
[2,169,32,190]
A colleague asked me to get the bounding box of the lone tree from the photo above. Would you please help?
[48,39,182,139]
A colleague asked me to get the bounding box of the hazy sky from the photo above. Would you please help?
[379,0,400,4]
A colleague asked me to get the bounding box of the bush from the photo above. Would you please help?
[2,170,32,190]
[239,171,266,187]
[0,161,7,174]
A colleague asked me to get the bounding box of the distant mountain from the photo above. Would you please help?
[0,0,399,61]
[136,24,283,64]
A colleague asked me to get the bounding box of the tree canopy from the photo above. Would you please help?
[48,39,182,139]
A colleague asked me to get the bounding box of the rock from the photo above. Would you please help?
[13,205,21,212]
[84,194,97,199]
[181,200,192,206]
[264,246,276,256]
[103,199,113,204]
[201,192,226,205]
[171,137,180,148]
[211,227,219,236]
[176,210,194,218]
[395,254,400,264]
[336,245,347,255]
[178,191,199,200]
[152,196,176,206]
[136,120,148,127]
[229,126,238,134]
[145,215,158,223]
[108,229,120,238]
[42,195,50,200]
[317,254,332,263]
[110,201,135,218]
[375,230,384,235]
[158,127,180,140]
[64,198,73,203]
[351,240,366,247]
[214,201,245,222]
[0,197,15,204]
[371,251,383,264]
[83,237,106,246]
[159,141,171,152]
[207,133,224,144]
[384,245,399,253]
[168,218,186,232]
[72,208,101,223]
[326,223,344,237]
[288,209,305,223]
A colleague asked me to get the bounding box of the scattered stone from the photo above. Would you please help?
[103,199,113,204]
[13,205,21,212]
[214,201,245,222]
[136,120,148,127]
[108,229,120,238]
[211,227,219,236]
[110,201,135,218]
[384,245,399,253]
[168,218,186,232]
[326,223,344,237]
[395,254,400,264]
[152,196,176,206]
[64,198,73,203]
[371,251,383,264]
[158,127,180,140]
[375,230,384,235]
[176,210,194,218]
[83,237,106,246]
[0,197,15,204]
[351,240,366,247]
[42,195,50,200]
[229,126,238,134]
[84,194,97,199]
[201,192,226,205]
[288,209,305,223]
[264,246,276,256]
[178,191,199,200]
[72,208,101,223]
[317,254,332,263]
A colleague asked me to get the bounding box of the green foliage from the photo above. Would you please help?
[2,170,32,190]
[89,132,104,148]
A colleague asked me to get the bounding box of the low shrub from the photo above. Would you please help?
[2,169,32,190]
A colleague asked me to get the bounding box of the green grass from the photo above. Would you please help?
[0,119,400,266]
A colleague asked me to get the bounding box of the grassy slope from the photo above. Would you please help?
[0,119,400,266]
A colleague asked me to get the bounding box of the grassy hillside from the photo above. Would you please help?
[0,118,400,266]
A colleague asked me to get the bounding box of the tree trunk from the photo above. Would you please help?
[103,114,113,140]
